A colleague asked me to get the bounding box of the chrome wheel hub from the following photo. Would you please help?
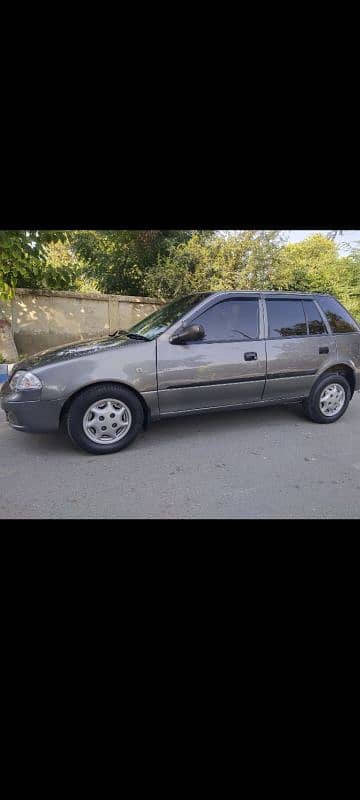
[319,383,345,417]
[83,398,132,444]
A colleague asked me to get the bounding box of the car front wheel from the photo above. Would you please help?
[66,383,144,454]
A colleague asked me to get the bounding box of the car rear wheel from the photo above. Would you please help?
[66,383,144,454]
[302,373,351,424]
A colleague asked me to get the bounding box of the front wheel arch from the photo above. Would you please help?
[59,381,150,431]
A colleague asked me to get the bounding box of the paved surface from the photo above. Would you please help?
[1,395,360,518]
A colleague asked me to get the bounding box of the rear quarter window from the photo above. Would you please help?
[317,297,359,334]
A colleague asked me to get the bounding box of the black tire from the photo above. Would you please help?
[65,383,144,454]
[302,372,351,424]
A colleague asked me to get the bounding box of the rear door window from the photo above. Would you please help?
[303,300,327,335]
[266,300,307,338]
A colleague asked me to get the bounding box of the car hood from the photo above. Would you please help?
[13,335,138,372]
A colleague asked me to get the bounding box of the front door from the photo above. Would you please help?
[156,297,266,414]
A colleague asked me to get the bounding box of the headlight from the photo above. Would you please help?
[9,371,42,391]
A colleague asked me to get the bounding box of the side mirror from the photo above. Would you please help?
[169,324,205,345]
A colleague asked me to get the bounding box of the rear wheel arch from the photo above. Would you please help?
[303,371,352,423]
[317,363,355,396]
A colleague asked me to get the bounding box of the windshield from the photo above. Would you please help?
[128,293,213,340]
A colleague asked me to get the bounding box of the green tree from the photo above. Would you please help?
[0,230,68,299]
[342,248,360,321]
[2,230,358,324]
[144,230,283,298]
[42,239,92,291]
[270,234,360,321]
[270,234,341,292]
[1,230,213,300]
[70,230,209,295]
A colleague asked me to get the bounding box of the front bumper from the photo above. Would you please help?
[1,382,62,433]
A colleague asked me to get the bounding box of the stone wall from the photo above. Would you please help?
[8,289,164,356]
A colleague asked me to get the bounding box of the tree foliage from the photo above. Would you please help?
[144,231,359,321]
[0,230,67,299]
[270,234,360,320]
[1,229,359,323]
[143,230,283,297]
[70,230,209,295]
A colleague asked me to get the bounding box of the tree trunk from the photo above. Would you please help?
[0,301,18,362]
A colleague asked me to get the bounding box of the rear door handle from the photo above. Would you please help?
[319,346,329,354]
[244,352,257,361]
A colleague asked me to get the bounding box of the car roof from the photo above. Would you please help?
[201,290,330,298]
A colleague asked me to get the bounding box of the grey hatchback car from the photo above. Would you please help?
[1,291,360,454]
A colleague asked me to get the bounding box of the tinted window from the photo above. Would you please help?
[267,300,307,338]
[303,300,327,335]
[195,300,259,341]
[318,296,358,334]
[128,293,213,340]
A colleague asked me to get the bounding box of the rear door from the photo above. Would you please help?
[263,297,337,400]
[156,297,266,414]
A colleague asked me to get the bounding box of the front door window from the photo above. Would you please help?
[193,299,259,342]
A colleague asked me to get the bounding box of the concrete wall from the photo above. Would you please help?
[10,289,164,356]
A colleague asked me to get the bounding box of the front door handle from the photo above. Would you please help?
[319,346,329,354]
[244,352,257,361]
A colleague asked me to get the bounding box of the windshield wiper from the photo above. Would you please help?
[110,329,149,341]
